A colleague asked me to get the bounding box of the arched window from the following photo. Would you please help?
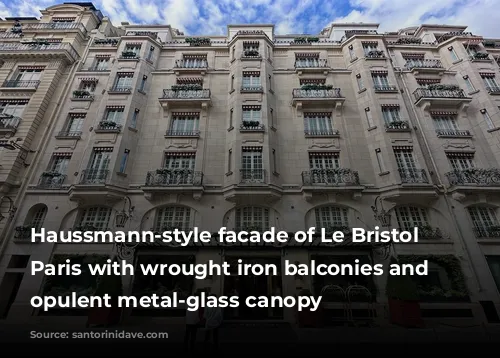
[235,206,269,231]
[28,205,47,230]
[314,206,349,229]
[394,206,428,229]
[77,206,112,230]
[154,206,191,231]
[468,206,499,238]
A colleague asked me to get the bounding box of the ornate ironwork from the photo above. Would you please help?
[240,169,265,183]
[23,22,86,32]
[165,129,200,136]
[240,86,263,92]
[56,130,82,138]
[413,88,467,101]
[14,226,33,240]
[302,168,360,186]
[292,88,342,99]
[161,89,210,99]
[445,168,500,186]
[472,226,500,238]
[0,42,79,62]
[398,168,429,183]
[294,59,328,68]
[304,129,339,136]
[96,121,122,132]
[79,169,109,184]
[365,50,385,58]
[404,59,443,70]
[37,173,66,189]
[2,80,40,88]
[436,129,471,137]
[109,86,131,93]
[240,122,265,131]
[145,169,203,186]
[374,85,398,92]
[174,59,208,68]
[384,120,410,131]
[486,86,500,94]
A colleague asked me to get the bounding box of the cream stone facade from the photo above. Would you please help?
[0,3,500,326]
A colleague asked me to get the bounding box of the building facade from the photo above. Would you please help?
[0,2,500,326]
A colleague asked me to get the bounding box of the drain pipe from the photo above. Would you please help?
[396,68,482,292]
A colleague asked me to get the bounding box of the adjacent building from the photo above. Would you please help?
[0,2,499,326]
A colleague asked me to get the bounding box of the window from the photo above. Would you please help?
[241,148,263,181]
[448,155,474,170]
[119,149,130,173]
[433,114,458,131]
[465,44,478,56]
[170,113,199,134]
[365,107,374,127]
[113,73,133,90]
[231,46,235,60]
[155,206,191,231]
[315,206,349,229]
[268,75,272,91]
[30,206,47,231]
[163,154,195,169]
[468,206,499,237]
[362,43,378,55]
[295,55,321,68]
[130,109,139,129]
[139,75,147,92]
[79,80,96,93]
[14,68,42,82]
[394,149,417,172]
[463,75,476,93]
[381,107,401,124]
[94,57,109,71]
[242,72,261,88]
[147,46,155,61]
[85,148,112,183]
[375,148,386,173]
[448,46,459,62]
[482,75,499,91]
[230,75,234,91]
[309,153,340,169]
[228,149,232,172]
[77,206,112,230]
[270,108,274,128]
[0,101,26,128]
[481,109,495,129]
[372,74,390,88]
[394,206,428,230]
[356,74,364,91]
[304,113,333,135]
[242,106,261,122]
[235,207,269,231]
[104,108,124,124]
[182,55,207,68]
[63,113,85,135]
[243,42,259,54]
[48,154,71,174]
[124,44,140,56]
[272,149,277,173]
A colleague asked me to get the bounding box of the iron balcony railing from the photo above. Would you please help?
[240,169,266,183]
[472,226,500,238]
[365,50,385,58]
[174,59,208,68]
[294,59,328,68]
[302,168,360,186]
[436,129,471,137]
[292,88,343,99]
[145,169,203,186]
[109,86,132,93]
[0,42,79,62]
[240,122,265,131]
[14,226,37,240]
[96,121,121,131]
[125,31,158,38]
[304,129,339,136]
[2,80,40,88]
[413,88,467,102]
[374,85,398,92]
[37,173,66,189]
[404,59,443,70]
[165,129,200,136]
[0,32,22,38]
[384,120,410,131]
[92,38,119,46]
[79,169,109,184]
[0,114,21,130]
[445,168,500,186]
[398,168,429,184]
[23,22,86,32]
[56,130,82,138]
[161,89,210,99]
[486,86,500,94]
[240,85,263,92]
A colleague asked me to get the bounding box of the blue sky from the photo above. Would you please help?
[1,0,499,37]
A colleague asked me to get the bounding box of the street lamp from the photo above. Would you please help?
[371,195,391,228]
[0,196,17,222]
[115,196,134,228]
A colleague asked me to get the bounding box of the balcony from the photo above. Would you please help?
[91,38,119,47]
[173,59,208,75]
[22,22,86,33]
[94,121,122,133]
[165,129,200,137]
[412,225,446,240]
[473,226,500,239]
[0,114,20,137]
[14,226,40,242]
[374,84,398,93]
[55,130,82,139]
[240,169,266,184]
[413,87,472,110]
[486,86,500,95]
[143,168,204,200]
[1,80,40,90]
[79,169,109,184]
[469,52,491,62]
[119,51,140,60]
[398,168,429,184]
[301,168,362,201]
[71,90,94,101]
[445,168,500,187]
[294,59,329,75]
[240,121,265,132]
[108,86,132,94]
[159,88,211,109]
[291,87,344,110]
[0,42,79,63]
[304,129,340,137]
[240,85,263,93]
[435,129,472,138]
[365,50,386,59]
[241,50,261,60]
[404,59,444,74]
[384,120,411,132]
[36,172,66,189]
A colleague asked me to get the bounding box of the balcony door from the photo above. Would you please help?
[85,149,111,182]
[242,150,263,181]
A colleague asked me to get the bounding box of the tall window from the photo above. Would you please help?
[14,68,43,82]
[315,206,349,229]
[448,46,459,62]
[84,148,112,183]
[433,114,459,132]
[381,107,401,123]
[394,149,417,172]
[155,206,191,231]
[394,206,428,230]
[235,207,269,231]
[372,74,390,87]
[139,75,147,92]
[482,74,499,91]
[123,44,141,56]
[130,109,139,129]
[119,149,129,173]
[463,75,476,93]
[243,42,259,54]
[113,73,133,90]
[79,80,96,93]
[362,43,378,55]
[348,45,356,61]
[0,101,26,128]
[147,46,155,61]
[304,113,333,135]
[241,148,263,181]
[77,206,112,230]
[295,54,321,67]
[448,154,475,170]
[481,109,495,129]
[468,206,499,237]
[309,153,339,169]
[163,154,195,169]
[182,55,207,68]
[242,106,261,123]
[30,206,47,231]
[94,57,109,71]
[242,72,261,88]
[170,113,199,134]
[356,74,364,91]
[48,154,71,174]
[63,113,85,135]
[104,107,124,124]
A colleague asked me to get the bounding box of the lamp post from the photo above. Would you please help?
[115,196,134,228]
[371,195,393,260]
[0,196,17,222]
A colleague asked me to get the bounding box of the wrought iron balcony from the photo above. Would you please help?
[240,169,266,183]
[161,89,210,99]
[56,130,82,139]
[404,59,443,70]
[400,225,445,240]
[486,86,500,94]
[73,224,109,233]
[79,169,109,184]
[292,88,342,99]
[398,168,429,184]
[345,30,377,40]
[95,121,121,132]
[413,88,468,101]
[145,169,203,186]
[14,226,36,240]
[165,129,200,137]
[23,22,86,32]
[435,31,475,43]
[445,168,500,186]
[472,226,500,238]
[435,129,472,137]
[174,59,208,68]
[241,50,261,59]
[240,121,265,131]
[2,80,40,88]
[374,85,398,92]
[240,85,263,92]
[92,38,119,46]
[37,172,66,189]
[302,168,360,186]
[0,114,20,134]
[294,59,328,68]
[0,42,79,63]
[87,66,110,72]
[108,86,132,93]
[0,32,22,39]
[469,52,490,61]
[365,50,385,59]
[384,120,411,132]
[304,129,340,137]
